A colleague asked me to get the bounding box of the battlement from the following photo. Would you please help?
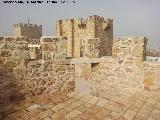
[41,36,67,42]
[56,15,113,58]
[57,15,113,24]
[74,15,113,23]
[87,15,113,22]
[0,36,27,42]
[0,37,4,42]
[113,36,148,61]
[0,36,17,41]
[41,37,57,42]
[56,19,74,23]
[13,23,42,29]
[4,37,15,41]
[114,36,148,44]
[0,36,41,44]
[13,23,42,39]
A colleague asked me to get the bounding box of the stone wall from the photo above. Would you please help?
[91,58,143,99]
[0,35,75,120]
[0,59,75,104]
[112,37,147,61]
[41,37,67,61]
[0,59,75,119]
[56,19,74,57]
[28,44,41,60]
[146,50,160,57]
[143,62,160,92]
[0,37,30,67]
[75,64,91,81]
[95,17,113,56]
[56,15,113,58]
[91,37,147,98]
[73,16,96,57]
[0,36,75,116]
[13,23,42,39]
[0,66,26,116]
[146,56,160,62]
[13,60,75,96]
[80,38,100,58]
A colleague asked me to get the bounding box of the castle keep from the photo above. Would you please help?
[13,23,42,39]
[56,15,113,57]
[0,15,160,120]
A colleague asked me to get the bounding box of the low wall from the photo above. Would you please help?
[143,62,160,92]
[91,59,160,99]
[75,64,91,81]
[0,60,75,118]
[91,57,144,99]
[90,37,148,98]
[14,60,75,96]
[0,37,29,60]
[0,59,75,113]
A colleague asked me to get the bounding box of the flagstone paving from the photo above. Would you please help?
[5,91,160,120]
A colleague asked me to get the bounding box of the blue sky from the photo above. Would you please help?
[0,0,160,49]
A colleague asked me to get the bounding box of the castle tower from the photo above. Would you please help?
[56,19,74,57]
[56,15,113,58]
[13,23,42,39]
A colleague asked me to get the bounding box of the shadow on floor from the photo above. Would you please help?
[0,67,26,120]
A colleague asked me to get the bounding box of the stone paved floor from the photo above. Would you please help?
[5,90,160,120]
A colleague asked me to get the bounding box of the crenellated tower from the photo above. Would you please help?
[56,15,113,58]
[13,23,42,39]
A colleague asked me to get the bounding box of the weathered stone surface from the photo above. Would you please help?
[1,15,160,120]
[4,61,17,67]
[56,15,113,57]
[80,38,100,58]
[75,64,91,81]
[123,110,136,120]
[26,104,41,111]
[132,46,143,56]
[125,68,133,73]
[144,71,154,87]
[112,48,121,54]
[41,37,67,60]
[143,62,160,91]
[0,50,11,57]
[90,37,149,98]
[14,51,30,60]
[0,57,6,65]
[13,60,75,95]
[13,23,42,39]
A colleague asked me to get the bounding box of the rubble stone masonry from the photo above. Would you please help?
[56,15,113,58]
[0,15,160,119]
[80,38,100,58]
[0,37,75,115]
[90,37,160,98]
[41,36,67,61]
[143,61,160,92]
[13,23,42,39]
[0,36,75,95]
[0,37,30,67]
[14,60,75,96]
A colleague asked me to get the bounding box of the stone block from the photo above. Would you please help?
[4,61,17,67]
[0,57,6,65]
[68,81,75,91]
[123,110,136,120]
[144,71,154,86]
[0,51,11,57]
[26,104,41,111]
[112,48,121,54]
